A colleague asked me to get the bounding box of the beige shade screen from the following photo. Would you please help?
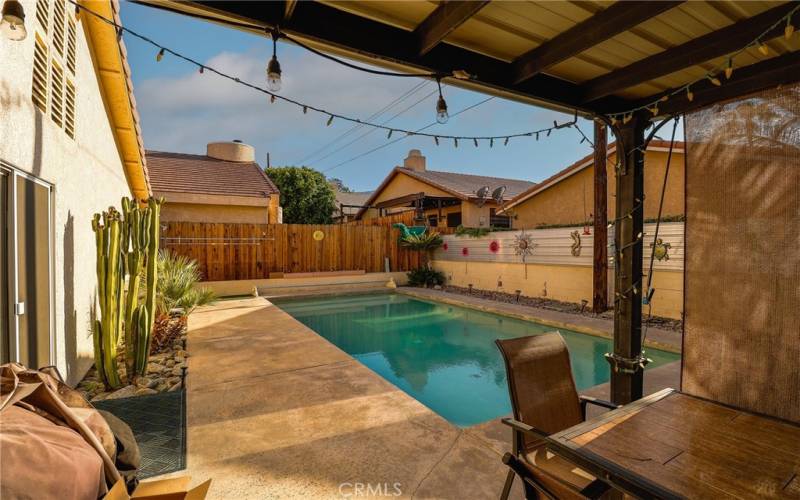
[683,83,800,423]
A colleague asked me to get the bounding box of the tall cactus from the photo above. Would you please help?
[93,197,162,388]
[91,208,124,389]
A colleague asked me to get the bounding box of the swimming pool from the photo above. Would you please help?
[273,293,680,427]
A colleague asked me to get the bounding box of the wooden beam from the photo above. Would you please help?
[609,114,646,405]
[582,3,798,102]
[592,120,608,314]
[512,1,683,84]
[136,0,629,114]
[284,0,297,21]
[642,49,800,117]
[413,1,490,56]
[374,192,426,210]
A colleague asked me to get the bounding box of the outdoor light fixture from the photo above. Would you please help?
[266,30,282,92]
[1,0,27,41]
[435,78,449,124]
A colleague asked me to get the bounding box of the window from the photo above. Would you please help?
[427,215,438,227]
[490,208,511,228]
[31,0,76,138]
[446,212,462,228]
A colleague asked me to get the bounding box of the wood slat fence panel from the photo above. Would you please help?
[160,222,426,281]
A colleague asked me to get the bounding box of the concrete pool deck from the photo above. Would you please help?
[182,295,679,498]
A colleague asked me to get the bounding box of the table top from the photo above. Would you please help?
[547,389,800,499]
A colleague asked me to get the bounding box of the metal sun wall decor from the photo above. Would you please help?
[513,231,536,279]
[570,230,582,257]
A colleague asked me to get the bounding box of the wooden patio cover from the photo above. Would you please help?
[135,0,800,409]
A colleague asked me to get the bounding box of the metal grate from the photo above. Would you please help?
[64,80,75,138]
[50,61,63,128]
[32,38,48,113]
[66,18,76,74]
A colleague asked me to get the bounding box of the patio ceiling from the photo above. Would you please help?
[134,0,800,117]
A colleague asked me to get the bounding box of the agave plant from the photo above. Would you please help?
[398,231,443,251]
[151,251,216,317]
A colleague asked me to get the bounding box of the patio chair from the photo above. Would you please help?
[496,334,619,500]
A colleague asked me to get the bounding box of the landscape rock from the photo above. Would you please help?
[135,387,158,396]
[146,363,164,374]
[167,382,182,392]
[91,392,111,402]
[105,385,137,400]
[165,359,175,368]
[171,366,185,377]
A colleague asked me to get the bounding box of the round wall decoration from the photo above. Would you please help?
[461,247,469,256]
[489,240,500,254]
[443,242,449,251]
[313,230,325,241]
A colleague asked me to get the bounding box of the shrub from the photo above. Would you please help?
[152,251,216,317]
[407,267,446,287]
[399,231,443,251]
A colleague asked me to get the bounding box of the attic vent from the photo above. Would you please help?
[65,81,75,138]
[52,0,65,56]
[50,61,64,128]
[36,0,49,32]
[32,37,48,113]
[66,18,76,74]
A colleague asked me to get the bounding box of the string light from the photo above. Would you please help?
[156,47,165,62]
[607,4,799,120]
[435,78,449,124]
[473,138,479,147]
[387,129,393,139]
[68,0,595,149]
[266,30,282,92]
[489,138,494,148]
[434,136,439,146]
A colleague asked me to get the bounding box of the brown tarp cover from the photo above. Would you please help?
[683,83,800,423]
[0,363,121,499]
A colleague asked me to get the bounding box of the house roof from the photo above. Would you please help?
[355,167,534,220]
[334,191,373,217]
[81,0,150,200]
[146,151,279,200]
[503,140,685,211]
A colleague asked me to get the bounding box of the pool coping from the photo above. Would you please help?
[396,287,682,354]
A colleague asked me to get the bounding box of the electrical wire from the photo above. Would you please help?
[323,97,495,173]
[296,80,430,165]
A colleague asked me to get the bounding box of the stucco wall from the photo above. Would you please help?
[161,202,271,224]
[431,261,683,320]
[1,4,133,384]
[512,150,685,228]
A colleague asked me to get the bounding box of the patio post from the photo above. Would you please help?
[609,113,646,404]
[592,120,608,313]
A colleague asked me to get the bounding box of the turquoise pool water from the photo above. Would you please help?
[274,294,680,427]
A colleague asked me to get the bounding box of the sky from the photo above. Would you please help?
[119,1,677,192]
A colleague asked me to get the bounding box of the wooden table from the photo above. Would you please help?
[546,389,800,499]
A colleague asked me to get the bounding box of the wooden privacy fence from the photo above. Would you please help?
[160,222,427,281]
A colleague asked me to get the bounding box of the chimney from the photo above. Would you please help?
[207,140,255,162]
[403,149,426,172]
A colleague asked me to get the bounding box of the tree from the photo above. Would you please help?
[267,166,337,224]
[328,177,352,193]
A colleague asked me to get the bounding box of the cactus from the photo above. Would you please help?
[91,209,123,389]
[93,197,162,388]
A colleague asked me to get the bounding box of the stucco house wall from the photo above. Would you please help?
[512,149,685,229]
[1,1,137,384]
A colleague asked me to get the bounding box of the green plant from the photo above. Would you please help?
[455,225,490,238]
[407,267,445,287]
[398,231,443,251]
[267,166,337,223]
[91,208,124,389]
[154,251,216,317]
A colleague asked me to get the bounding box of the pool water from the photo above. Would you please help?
[274,294,680,427]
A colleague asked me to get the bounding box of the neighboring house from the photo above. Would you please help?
[147,141,281,224]
[503,140,685,228]
[356,150,534,228]
[1,0,149,384]
[333,190,372,223]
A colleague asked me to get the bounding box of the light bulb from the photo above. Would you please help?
[1,0,27,41]
[436,95,449,124]
[266,55,282,92]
